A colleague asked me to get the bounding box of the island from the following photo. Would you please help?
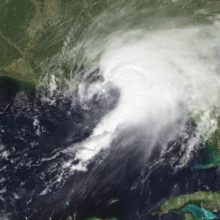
[152,191,220,220]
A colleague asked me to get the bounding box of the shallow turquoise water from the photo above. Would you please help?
[182,204,219,219]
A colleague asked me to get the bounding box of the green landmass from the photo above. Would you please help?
[1,0,220,166]
[0,0,100,86]
[1,0,220,87]
[2,1,220,218]
[190,108,220,168]
[152,191,220,220]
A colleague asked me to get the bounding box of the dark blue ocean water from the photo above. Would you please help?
[0,77,220,220]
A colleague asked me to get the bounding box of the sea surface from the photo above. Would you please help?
[1,1,220,220]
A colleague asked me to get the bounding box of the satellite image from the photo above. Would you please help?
[1,0,220,219]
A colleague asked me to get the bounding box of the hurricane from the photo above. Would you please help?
[1,1,220,220]
[64,14,220,171]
